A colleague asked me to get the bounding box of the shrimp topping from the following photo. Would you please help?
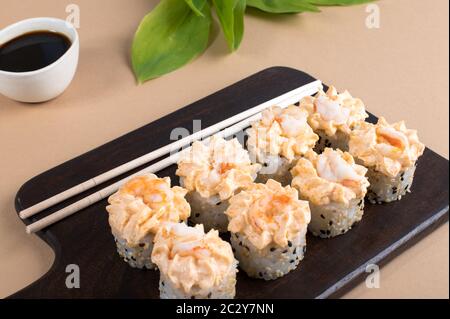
[299,86,368,136]
[225,179,311,250]
[291,149,369,206]
[349,117,424,177]
[247,105,318,162]
[176,136,260,200]
[152,223,237,295]
[106,174,190,246]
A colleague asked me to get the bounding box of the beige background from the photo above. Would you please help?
[0,0,448,298]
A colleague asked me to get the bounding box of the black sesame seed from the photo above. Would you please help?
[131,256,136,261]
[341,230,345,233]
[207,293,212,298]
[290,260,295,263]
[195,213,200,218]
[320,214,325,219]
[400,177,404,182]
[329,221,333,226]
[161,281,165,286]
[245,246,250,251]
[294,102,300,106]
[358,200,363,206]
[320,230,326,235]
[282,249,288,254]
[293,248,297,254]
[239,241,243,246]
[288,241,293,247]
[139,243,145,247]
[405,185,409,191]
[270,247,276,252]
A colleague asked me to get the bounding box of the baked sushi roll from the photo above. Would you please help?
[246,105,318,185]
[152,222,238,299]
[106,174,190,269]
[299,86,368,153]
[176,135,260,232]
[225,179,311,280]
[349,117,425,204]
[291,148,369,238]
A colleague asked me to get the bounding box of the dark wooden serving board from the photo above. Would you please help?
[11,67,449,299]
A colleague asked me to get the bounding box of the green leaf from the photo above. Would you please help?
[184,0,205,16]
[132,0,211,83]
[246,0,320,14]
[212,0,246,51]
[310,0,374,5]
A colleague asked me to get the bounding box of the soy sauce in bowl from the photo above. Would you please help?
[0,30,72,73]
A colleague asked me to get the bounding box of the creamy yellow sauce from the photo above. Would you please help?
[291,149,370,206]
[106,174,190,246]
[300,86,368,136]
[151,223,237,295]
[176,136,261,200]
[225,179,311,250]
[349,117,425,177]
[247,105,318,162]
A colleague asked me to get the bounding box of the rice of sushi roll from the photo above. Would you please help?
[349,117,425,204]
[299,86,368,153]
[176,135,260,232]
[225,179,311,280]
[106,174,190,269]
[291,148,370,238]
[246,105,318,185]
[151,222,238,299]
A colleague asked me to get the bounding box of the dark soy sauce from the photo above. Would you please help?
[0,30,71,73]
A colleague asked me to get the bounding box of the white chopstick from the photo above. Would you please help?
[25,81,322,234]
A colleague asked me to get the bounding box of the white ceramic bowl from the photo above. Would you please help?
[0,17,79,103]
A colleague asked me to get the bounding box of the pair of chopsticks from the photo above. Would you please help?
[21,80,323,234]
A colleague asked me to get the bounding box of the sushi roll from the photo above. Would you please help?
[152,222,238,299]
[225,179,311,280]
[246,105,318,185]
[106,173,190,269]
[349,117,425,204]
[291,148,370,238]
[176,135,260,232]
[299,86,368,153]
